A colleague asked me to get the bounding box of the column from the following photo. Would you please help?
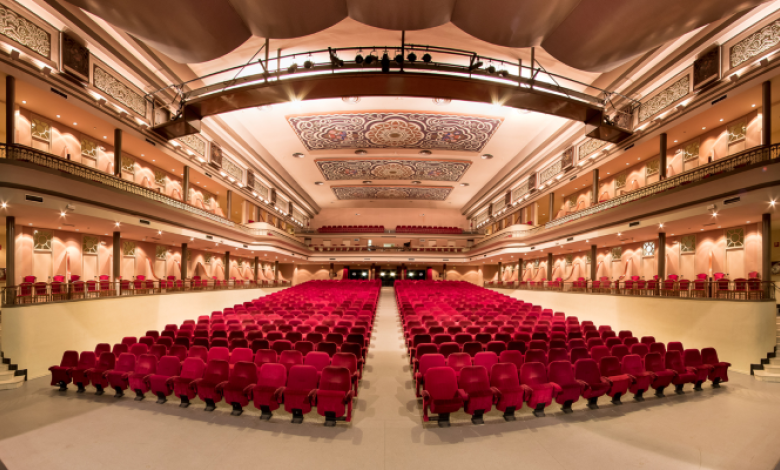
[224,251,230,281]
[329,262,334,280]
[6,76,14,144]
[658,232,666,281]
[113,231,121,281]
[5,216,14,290]
[590,245,597,280]
[659,133,667,180]
[517,259,523,283]
[591,169,599,206]
[442,263,447,281]
[763,80,771,146]
[182,166,190,204]
[253,256,259,284]
[274,260,279,283]
[546,252,553,280]
[548,193,555,220]
[497,261,502,283]
[113,129,122,177]
[181,243,188,280]
[763,213,771,298]
[227,190,233,220]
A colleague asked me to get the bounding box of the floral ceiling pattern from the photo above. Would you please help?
[288,112,502,151]
[332,185,453,201]
[315,158,470,182]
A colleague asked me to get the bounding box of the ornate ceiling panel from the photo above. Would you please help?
[288,112,502,151]
[315,158,470,182]
[332,185,453,200]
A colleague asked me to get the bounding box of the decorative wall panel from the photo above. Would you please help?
[693,47,720,90]
[82,236,99,254]
[539,159,563,184]
[332,185,453,201]
[681,141,700,162]
[681,235,696,253]
[646,159,660,177]
[80,136,98,159]
[155,245,167,260]
[293,208,306,222]
[122,241,136,257]
[533,259,540,268]
[253,179,269,200]
[288,112,502,151]
[730,19,780,69]
[209,142,222,169]
[154,169,166,187]
[578,139,605,159]
[638,75,689,122]
[62,33,89,80]
[33,230,52,251]
[178,134,206,156]
[121,156,135,174]
[611,247,622,259]
[93,65,147,116]
[512,178,532,201]
[315,158,470,182]
[726,228,744,249]
[491,197,506,214]
[615,172,627,190]
[474,211,489,226]
[565,254,573,266]
[31,117,50,142]
[643,241,655,257]
[223,158,243,181]
[561,148,574,169]
[727,121,747,143]
[0,5,50,58]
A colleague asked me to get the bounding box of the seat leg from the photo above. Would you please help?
[76,383,86,393]
[436,413,451,427]
[204,399,217,411]
[94,384,104,396]
[611,392,622,405]
[259,406,273,420]
[586,397,599,410]
[502,406,516,421]
[324,411,337,427]
[674,384,685,395]
[231,403,243,416]
[561,400,574,414]
[58,381,68,391]
[711,378,721,388]
[291,409,304,424]
[114,387,124,398]
[179,395,190,408]
[633,389,645,402]
[693,381,704,392]
[654,386,666,398]
[156,393,167,404]
[471,409,485,425]
[532,403,546,417]
[134,390,145,401]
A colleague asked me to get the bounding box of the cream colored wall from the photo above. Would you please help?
[506,289,775,374]
[312,208,468,229]
[3,287,283,379]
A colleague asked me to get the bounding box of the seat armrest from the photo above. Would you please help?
[243,384,256,399]
[457,389,469,402]
[274,386,286,403]
[307,389,318,405]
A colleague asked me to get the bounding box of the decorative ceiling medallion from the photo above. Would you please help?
[730,19,780,69]
[93,65,147,116]
[332,185,453,201]
[315,158,470,182]
[288,112,502,151]
[638,75,689,122]
[0,5,51,58]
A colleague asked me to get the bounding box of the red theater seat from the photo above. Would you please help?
[248,363,287,420]
[279,365,319,424]
[458,366,496,424]
[701,347,730,387]
[49,350,79,391]
[574,359,609,409]
[519,362,556,417]
[217,361,258,415]
[312,367,354,426]
[128,354,157,400]
[422,367,464,427]
[148,356,182,404]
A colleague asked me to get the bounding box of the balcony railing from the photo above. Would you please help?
[471,224,544,250]
[546,143,780,229]
[484,278,775,301]
[309,246,465,254]
[1,278,289,307]
[297,228,483,236]
[0,144,309,250]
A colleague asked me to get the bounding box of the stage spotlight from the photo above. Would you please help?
[287,63,298,73]
[407,52,417,62]
[303,60,313,69]
[395,53,404,65]
[355,53,364,64]
[422,53,432,63]
[487,65,496,74]
[365,52,377,65]
[381,53,390,73]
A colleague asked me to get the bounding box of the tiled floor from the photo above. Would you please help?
[1,287,780,469]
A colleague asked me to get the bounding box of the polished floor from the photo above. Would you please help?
[1,287,780,469]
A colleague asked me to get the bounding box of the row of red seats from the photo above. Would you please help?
[317,225,384,233]
[49,280,379,426]
[396,226,463,234]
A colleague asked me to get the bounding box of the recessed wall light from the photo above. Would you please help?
[720,119,724,122]
[73,122,77,126]
[460,183,469,187]
[481,154,494,160]
[56,115,60,118]
[411,181,421,184]
[314,182,324,186]
[702,127,706,130]
[363,181,372,184]
[355,149,367,155]
[292,153,305,158]
[752,104,756,107]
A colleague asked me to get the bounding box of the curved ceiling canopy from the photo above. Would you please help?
[66,0,769,70]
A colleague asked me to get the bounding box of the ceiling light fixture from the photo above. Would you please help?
[411,181,421,184]
[314,181,324,186]
[419,150,432,156]
[460,183,469,187]
[363,181,372,184]
[292,152,305,158]
[354,149,367,155]
[481,154,494,160]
